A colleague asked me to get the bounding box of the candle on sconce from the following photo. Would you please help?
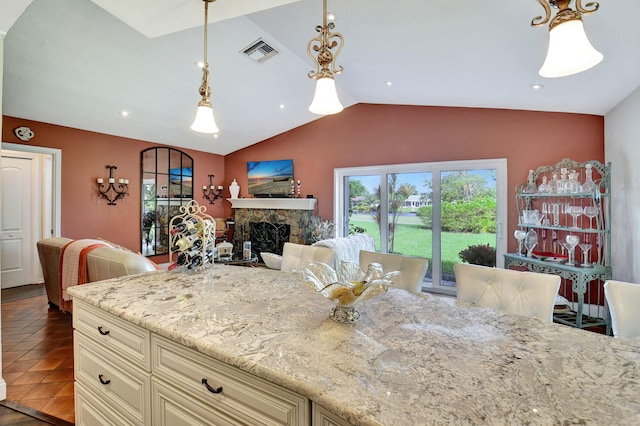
[203,185,208,190]
[108,178,115,184]
[97,178,104,184]
[119,179,124,184]
[124,179,129,184]
[210,185,215,189]
[217,185,223,190]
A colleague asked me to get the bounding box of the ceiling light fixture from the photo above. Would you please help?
[191,0,219,134]
[307,0,344,115]
[532,0,603,78]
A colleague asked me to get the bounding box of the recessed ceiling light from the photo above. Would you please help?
[279,104,285,109]
[213,134,219,139]
[530,83,544,90]
[119,110,129,117]
[327,12,336,21]
[385,81,393,86]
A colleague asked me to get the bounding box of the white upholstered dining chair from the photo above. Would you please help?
[604,280,640,338]
[280,242,335,273]
[454,263,561,323]
[359,250,429,294]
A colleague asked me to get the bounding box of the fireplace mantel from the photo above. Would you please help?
[227,198,316,210]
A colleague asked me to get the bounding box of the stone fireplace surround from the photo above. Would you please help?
[230,198,317,260]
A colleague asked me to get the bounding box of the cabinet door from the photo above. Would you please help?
[312,403,352,426]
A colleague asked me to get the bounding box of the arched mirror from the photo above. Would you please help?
[141,147,194,256]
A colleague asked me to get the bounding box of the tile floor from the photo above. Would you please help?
[2,293,75,424]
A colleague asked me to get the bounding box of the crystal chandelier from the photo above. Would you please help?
[307,0,344,115]
[532,0,603,78]
[191,0,220,133]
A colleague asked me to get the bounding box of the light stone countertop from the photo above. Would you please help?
[68,265,640,425]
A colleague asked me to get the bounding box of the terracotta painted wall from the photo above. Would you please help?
[224,104,605,253]
[2,116,225,263]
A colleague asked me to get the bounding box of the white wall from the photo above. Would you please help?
[605,85,640,283]
[0,34,7,400]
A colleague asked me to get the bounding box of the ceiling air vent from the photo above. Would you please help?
[241,38,279,63]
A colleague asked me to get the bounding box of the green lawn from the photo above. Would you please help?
[350,213,495,274]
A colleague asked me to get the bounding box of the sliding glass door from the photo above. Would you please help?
[335,159,507,294]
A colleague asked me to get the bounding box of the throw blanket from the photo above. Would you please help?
[59,239,111,308]
[312,234,376,268]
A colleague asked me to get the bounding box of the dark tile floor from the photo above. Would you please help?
[2,286,74,425]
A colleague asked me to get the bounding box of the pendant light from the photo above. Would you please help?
[532,0,603,78]
[307,0,344,115]
[191,0,219,134]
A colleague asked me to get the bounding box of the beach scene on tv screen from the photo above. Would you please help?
[247,159,293,195]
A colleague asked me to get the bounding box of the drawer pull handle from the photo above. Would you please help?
[98,374,111,385]
[201,378,222,394]
[98,326,110,336]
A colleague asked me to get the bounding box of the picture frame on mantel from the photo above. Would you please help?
[247,159,294,198]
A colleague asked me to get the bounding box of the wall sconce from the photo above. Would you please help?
[532,0,603,78]
[97,165,129,206]
[203,174,223,204]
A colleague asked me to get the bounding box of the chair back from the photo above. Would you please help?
[454,263,560,323]
[280,243,335,272]
[359,250,428,293]
[604,280,640,338]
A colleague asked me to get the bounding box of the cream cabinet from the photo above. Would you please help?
[312,404,352,426]
[152,334,309,425]
[73,300,312,425]
[73,300,152,425]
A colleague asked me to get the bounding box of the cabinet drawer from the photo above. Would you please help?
[75,332,151,425]
[152,377,245,426]
[73,299,151,370]
[152,335,309,425]
[75,382,137,426]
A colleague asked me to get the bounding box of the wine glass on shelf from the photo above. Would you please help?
[565,235,580,266]
[583,206,598,229]
[524,230,538,258]
[567,206,583,229]
[579,243,592,266]
[514,229,526,256]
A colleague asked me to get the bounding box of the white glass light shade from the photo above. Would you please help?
[309,77,344,115]
[539,19,603,78]
[191,104,220,134]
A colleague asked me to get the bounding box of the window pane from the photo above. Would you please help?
[386,172,432,256]
[344,175,381,250]
[439,169,497,285]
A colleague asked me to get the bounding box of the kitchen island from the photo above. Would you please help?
[68,265,640,425]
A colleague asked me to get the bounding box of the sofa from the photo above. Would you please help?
[37,237,159,312]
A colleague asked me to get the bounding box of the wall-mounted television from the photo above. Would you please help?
[247,159,294,197]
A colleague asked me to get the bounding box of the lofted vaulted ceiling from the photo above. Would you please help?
[2,0,640,155]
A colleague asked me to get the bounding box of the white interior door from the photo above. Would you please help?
[1,154,38,288]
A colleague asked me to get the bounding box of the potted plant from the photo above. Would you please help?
[458,244,496,267]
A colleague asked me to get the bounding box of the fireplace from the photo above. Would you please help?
[250,222,290,260]
[230,198,317,261]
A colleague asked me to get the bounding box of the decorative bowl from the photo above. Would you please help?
[295,262,399,324]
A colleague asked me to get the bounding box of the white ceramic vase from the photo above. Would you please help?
[229,179,240,199]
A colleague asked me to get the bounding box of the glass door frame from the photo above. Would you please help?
[334,158,508,295]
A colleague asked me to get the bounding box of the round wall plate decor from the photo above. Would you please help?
[14,126,35,141]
